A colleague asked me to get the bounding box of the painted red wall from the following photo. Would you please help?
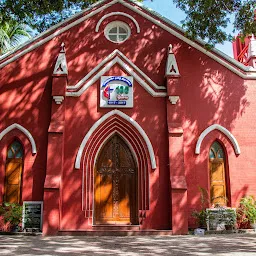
[0,0,255,233]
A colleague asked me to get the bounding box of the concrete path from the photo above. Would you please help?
[0,233,256,256]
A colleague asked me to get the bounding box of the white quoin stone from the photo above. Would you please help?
[53,42,68,75]
[165,44,180,77]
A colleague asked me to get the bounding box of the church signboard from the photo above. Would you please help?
[22,201,43,232]
[100,76,133,108]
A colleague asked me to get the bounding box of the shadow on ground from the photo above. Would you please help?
[0,233,256,255]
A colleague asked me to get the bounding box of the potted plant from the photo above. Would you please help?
[192,209,208,228]
[224,208,236,230]
[239,195,256,229]
[192,187,209,229]
[0,202,23,232]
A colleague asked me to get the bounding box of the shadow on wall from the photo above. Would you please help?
[0,7,250,231]
[181,45,249,226]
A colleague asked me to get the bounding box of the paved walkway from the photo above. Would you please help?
[0,233,256,256]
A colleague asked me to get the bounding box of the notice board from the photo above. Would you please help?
[22,201,43,232]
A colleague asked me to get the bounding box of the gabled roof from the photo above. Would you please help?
[0,0,256,79]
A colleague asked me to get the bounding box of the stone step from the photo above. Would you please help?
[92,225,140,231]
[58,230,173,236]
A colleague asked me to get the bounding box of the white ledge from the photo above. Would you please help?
[169,96,179,104]
[53,96,65,104]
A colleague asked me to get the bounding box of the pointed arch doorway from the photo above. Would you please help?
[4,139,24,203]
[209,141,228,206]
[94,134,138,225]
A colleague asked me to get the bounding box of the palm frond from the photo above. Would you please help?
[0,20,32,54]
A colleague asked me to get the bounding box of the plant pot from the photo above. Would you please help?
[215,222,226,231]
[225,225,233,230]
[194,228,205,236]
[11,225,20,232]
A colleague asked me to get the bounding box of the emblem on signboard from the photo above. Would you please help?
[103,85,114,99]
[100,76,133,108]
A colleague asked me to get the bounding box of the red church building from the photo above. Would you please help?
[0,0,256,235]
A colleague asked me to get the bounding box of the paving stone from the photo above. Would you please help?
[0,233,256,256]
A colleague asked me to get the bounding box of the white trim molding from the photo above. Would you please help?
[67,49,165,91]
[75,109,156,169]
[1,0,256,79]
[0,0,120,69]
[66,53,167,97]
[120,0,256,79]
[0,123,37,154]
[95,12,141,33]
[195,124,241,155]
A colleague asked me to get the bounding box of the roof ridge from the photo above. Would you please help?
[0,0,112,64]
[0,0,256,78]
[124,0,255,73]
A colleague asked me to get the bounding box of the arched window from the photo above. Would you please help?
[4,140,24,203]
[209,141,227,206]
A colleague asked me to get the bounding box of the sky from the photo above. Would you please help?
[142,0,234,57]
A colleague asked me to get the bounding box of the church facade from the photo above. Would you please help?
[0,0,256,235]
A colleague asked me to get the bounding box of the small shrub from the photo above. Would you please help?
[192,187,209,228]
[192,209,208,228]
[0,202,22,231]
[238,196,256,227]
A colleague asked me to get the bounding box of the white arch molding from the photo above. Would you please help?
[66,55,167,97]
[95,12,141,33]
[0,123,37,154]
[195,124,241,155]
[75,110,156,169]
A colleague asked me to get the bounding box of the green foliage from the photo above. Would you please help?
[192,209,208,228]
[192,187,209,228]
[239,195,256,224]
[0,0,143,33]
[222,208,237,226]
[192,187,237,230]
[0,202,23,226]
[0,0,255,46]
[172,0,256,46]
[0,19,32,54]
[206,207,236,229]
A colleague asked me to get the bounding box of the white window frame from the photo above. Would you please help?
[104,21,131,43]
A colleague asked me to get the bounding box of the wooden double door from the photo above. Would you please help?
[94,134,138,225]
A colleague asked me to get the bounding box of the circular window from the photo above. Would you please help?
[104,21,131,43]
